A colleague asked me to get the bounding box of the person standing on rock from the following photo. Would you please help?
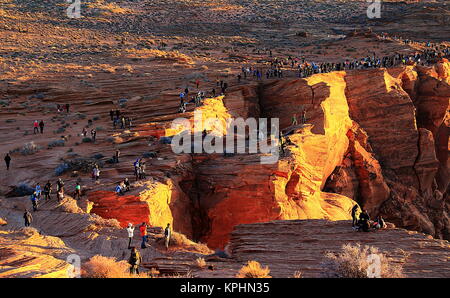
[33,120,39,134]
[164,223,171,251]
[30,192,38,212]
[133,159,140,181]
[35,183,42,200]
[301,109,307,124]
[351,204,360,227]
[39,120,45,134]
[124,178,130,192]
[114,149,120,163]
[128,247,142,275]
[4,153,11,171]
[139,162,146,179]
[56,178,64,193]
[65,103,70,113]
[74,182,81,200]
[140,222,148,249]
[291,114,297,126]
[180,92,185,105]
[109,109,114,121]
[23,210,33,227]
[92,165,100,182]
[127,223,135,249]
[90,129,97,142]
[57,187,64,202]
[43,180,52,201]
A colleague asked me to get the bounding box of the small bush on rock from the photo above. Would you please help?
[236,261,271,278]
[320,243,404,278]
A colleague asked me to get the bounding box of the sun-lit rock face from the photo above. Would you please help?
[415,60,450,193]
[0,229,70,278]
[88,179,193,237]
[195,72,356,248]
[338,64,449,239]
[344,68,421,188]
[88,191,151,227]
[344,121,390,214]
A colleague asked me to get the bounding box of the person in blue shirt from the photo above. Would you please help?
[30,192,38,211]
[35,183,42,199]
[115,183,124,195]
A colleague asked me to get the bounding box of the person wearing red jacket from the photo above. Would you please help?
[33,120,39,134]
[139,222,149,249]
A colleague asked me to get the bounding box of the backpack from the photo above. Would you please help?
[129,251,139,265]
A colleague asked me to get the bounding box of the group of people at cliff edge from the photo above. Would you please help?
[178,85,215,114]
[351,204,386,232]
[126,222,172,274]
[239,43,450,82]
[25,178,79,213]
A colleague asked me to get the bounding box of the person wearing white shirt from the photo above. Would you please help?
[127,223,135,249]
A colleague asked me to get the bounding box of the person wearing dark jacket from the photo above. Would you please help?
[30,193,38,212]
[39,120,45,134]
[358,210,370,232]
[4,153,11,170]
[24,210,33,226]
[128,247,142,275]
[43,181,52,201]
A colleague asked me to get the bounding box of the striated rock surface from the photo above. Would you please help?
[0,229,71,278]
[228,220,450,278]
[340,65,448,240]
[344,68,420,188]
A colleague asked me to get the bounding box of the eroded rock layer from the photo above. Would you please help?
[85,61,449,248]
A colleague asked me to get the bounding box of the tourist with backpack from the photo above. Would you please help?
[128,247,142,275]
[23,210,33,226]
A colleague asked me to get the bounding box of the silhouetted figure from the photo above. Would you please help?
[4,153,11,170]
